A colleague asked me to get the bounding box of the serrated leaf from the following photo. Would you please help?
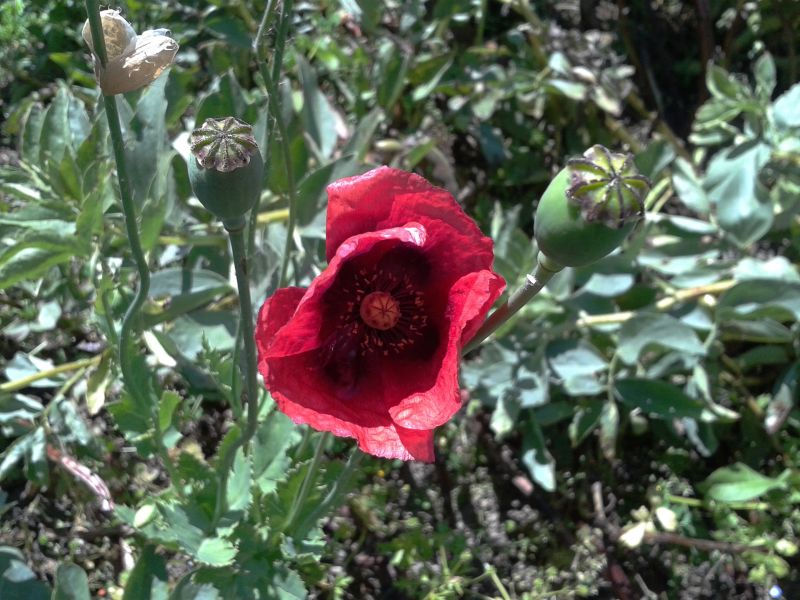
[226,447,251,513]
[196,538,237,567]
[253,411,299,494]
[158,391,183,433]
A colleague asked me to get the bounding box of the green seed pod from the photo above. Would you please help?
[533,145,650,268]
[188,116,264,230]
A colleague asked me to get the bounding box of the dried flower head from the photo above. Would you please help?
[82,10,178,96]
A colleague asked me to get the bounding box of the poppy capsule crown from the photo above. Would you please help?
[188,116,265,229]
[533,145,651,268]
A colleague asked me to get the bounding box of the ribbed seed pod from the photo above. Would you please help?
[188,117,264,229]
[533,145,650,268]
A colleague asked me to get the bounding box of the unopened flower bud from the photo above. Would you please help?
[188,117,264,229]
[534,145,650,268]
[82,10,178,96]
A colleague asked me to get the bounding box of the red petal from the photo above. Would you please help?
[326,167,495,286]
[270,391,436,461]
[266,223,427,359]
[387,269,505,430]
[255,286,306,380]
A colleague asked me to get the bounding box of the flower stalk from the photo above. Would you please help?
[462,253,562,355]
[83,0,181,490]
[464,145,650,354]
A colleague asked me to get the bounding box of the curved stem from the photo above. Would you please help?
[462,253,562,355]
[84,0,181,493]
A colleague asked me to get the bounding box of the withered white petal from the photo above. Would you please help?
[82,9,137,60]
[95,31,179,95]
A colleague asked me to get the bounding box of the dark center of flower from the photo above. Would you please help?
[320,245,439,389]
[359,291,400,330]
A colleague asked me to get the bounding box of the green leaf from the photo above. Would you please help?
[568,401,602,447]
[615,378,705,420]
[773,82,800,129]
[376,42,411,110]
[411,54,453,102]
[599,400,619,461]
[754,52,776,99]
[144,269,232,327]
[195,71,249,127]
[0,546,50,600]
[719,318,792,343]
[297,56,338,160]
[226,447,251,513]
[0,248,74,289]
[158,391,183,434]
[122,546,169,600]
[40,84,90,165]
[20,104,45,164]
[717,280,800,322]
[196,538,237,567]
[490,392,520,438]
[0,431,35,481]
[253,410,298,494]
[702,463,789,502]
[706,64,749,103]
[52,563,90,600]
[546,340,606,396]
[616,313,705,366]
[671,157,709,214]
[706,140,772,247]
[521,418,555,492]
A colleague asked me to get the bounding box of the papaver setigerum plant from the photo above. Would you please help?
[256,167,505,461]
[7,0,797,596]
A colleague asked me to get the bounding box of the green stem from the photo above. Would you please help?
[0,355,101,393]
[227,221,261,445]
[212,218,262,527]
[295,447,363,535]
[462,253,562,354]
[84,0,181,493]
[258,0,297,288]
[283,432,329,534]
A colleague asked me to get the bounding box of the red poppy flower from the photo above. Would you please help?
[255,167,504,461]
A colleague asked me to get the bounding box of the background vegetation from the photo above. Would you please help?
[1,0,800,598]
